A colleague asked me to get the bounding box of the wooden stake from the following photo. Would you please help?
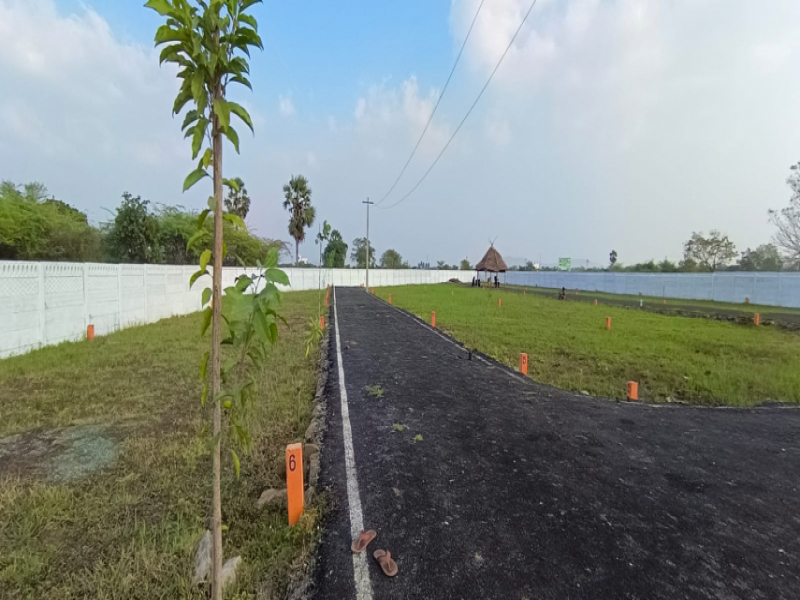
[431,311,436,328]
[286,444,304,526]
[606,317,611,330]
[754,313,760,326]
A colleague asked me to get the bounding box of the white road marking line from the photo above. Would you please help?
[333,287,374,600]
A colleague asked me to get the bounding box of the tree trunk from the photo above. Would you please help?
[210,30,224,600]
[296,239,299,266]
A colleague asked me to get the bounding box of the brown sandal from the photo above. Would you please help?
[351,530,377,553]
[373,549,399,577]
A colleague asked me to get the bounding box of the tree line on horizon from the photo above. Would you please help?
[3,162,799,272]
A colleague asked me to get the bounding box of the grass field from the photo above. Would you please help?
[375,284,800,406]
[509,283,800,316]
[0,290,323,600]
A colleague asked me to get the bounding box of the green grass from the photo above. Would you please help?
[0,290,323,600]
[511,283,800,316]
[376,284,800,406]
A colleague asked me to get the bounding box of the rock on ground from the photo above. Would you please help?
[192,530,211,585]
[257,488,287,508]
[220,556,241,589]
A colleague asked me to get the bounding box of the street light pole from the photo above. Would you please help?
[363,198,374,289]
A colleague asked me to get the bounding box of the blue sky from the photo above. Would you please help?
[2,0,800,267]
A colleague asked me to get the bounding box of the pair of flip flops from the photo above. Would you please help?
[351,530,398,577]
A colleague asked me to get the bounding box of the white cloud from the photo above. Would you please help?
[279,95,296,116]
[445,0,800,262]
[353,76,450,155]
[0,0,195,223]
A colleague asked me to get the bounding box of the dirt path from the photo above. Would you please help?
[312,287,800,600]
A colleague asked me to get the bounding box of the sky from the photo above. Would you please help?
[1,0,799,267]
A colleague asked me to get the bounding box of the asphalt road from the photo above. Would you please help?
[310,287,800,600]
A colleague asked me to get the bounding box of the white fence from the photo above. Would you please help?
[505,271,800,308]
[0,262,462,359]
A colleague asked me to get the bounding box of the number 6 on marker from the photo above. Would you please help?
[286,443,304,526]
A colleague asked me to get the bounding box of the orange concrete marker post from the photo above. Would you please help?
[498,298,502,308]
[431,311,436,328]
[627,381,639,401]
[594,299,598,306]
[320,315,325,329]
[520,353,528,376]
[388,294,392,305]
[286,443,304,526]
[754,313,760,326]
[87,324,95,341]
[606,317,611,330]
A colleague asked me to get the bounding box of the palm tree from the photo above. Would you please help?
[282,175,316,265]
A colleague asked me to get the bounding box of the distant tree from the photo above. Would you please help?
[436,260,455,270]
[679,257,700,272]
[683,230,736,271]
[323,229,348,268]
[739,244,784,272]
[609,249,618,267]
[351,237,376,268]
[105,193,161,263]
[0,180,101,261]
[282,175,316,265]
[628,260,658,272]
[768,162,800,269]
[460,258,472,270]
[380,249,404,269]
[224,177,250,220]
[658,259,678,272]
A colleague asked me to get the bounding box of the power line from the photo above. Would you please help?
[375,0,486,206]
[381,0,539,211]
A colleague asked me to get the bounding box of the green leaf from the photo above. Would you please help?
[201,148,212,169]
[191,117,208,159]
[200,350,210,381]
[230,75,252,91]
[187,229,206,251]
[199,248,212,271]
[266,267,290,286]
[222,212,246,230]
[201,382,208,407]
[228,101,253,133]
[155,24,184,45]
[189,268,208,288]
[230,449,241,479]
[201,306,212,336]
[264,247,279,268]
[239,13,258,31]
[197,208,211,230]
[145,0,173,17]
[207,196,216,210]
[242,0,263,10]
[181,109,199,131]
[225,125,240,153]
[223,178,240,192]
[183,168,208,192]
[191,70,204,103]
[213,98,231,131]
[201,287,212,307]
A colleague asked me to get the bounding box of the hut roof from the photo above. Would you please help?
[475,245,508,272]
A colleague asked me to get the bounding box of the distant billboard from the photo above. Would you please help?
[558,258,572,271]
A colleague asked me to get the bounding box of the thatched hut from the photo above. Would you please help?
[475,245,508,273]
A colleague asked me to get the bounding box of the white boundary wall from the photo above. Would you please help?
[505,271,800,308]
[0,261,462,358]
